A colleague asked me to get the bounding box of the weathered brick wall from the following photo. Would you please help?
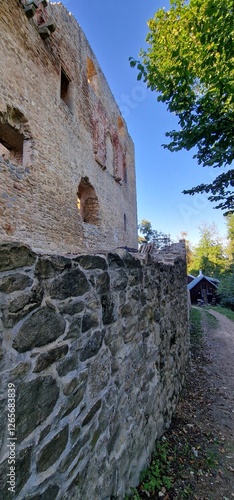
[0,242,189,499]
[0,0,137,253]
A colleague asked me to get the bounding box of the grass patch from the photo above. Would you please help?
[127,432,220,499]
[138,438,173,493]
[203,310,219,328]
[127,437,173,499]
[189,307,203,350]
[206,305,234,322]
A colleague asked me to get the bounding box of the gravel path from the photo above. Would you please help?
[133,308,234,499]
[203,309,234,437]
[197,308,234,499]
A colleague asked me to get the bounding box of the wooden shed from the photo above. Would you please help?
[187,272,220,305]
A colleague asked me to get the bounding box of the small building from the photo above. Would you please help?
[187,274,195,285]
[187,271,220,304]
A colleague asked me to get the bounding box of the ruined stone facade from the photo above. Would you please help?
[0,241,189,499]
[0,3,190,499]
[0,0,137,253]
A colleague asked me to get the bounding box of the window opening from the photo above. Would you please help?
[77,177,100,226]
[0,123,24,165]
[86,58,99,95]
[124,214,127,231]
[60,68,72,109]
[122,159,127,183]
[106,133,114,173]
[118,116,125,137]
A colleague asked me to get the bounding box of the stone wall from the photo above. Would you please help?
[0,0,137,253]
[0,242,189,499]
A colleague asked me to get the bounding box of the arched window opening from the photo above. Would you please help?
[122,158,127,183]
[77,177,100,226]
[118,116,125,137]
[106,133,114,173]
[86,57,99,95]
[0,123,24,165]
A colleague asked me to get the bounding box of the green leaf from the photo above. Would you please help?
[129,58,137,68]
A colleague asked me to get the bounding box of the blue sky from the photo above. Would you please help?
[61,0,228,246]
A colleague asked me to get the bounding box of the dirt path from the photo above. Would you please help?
[202,309,234,439]
[163,308,234,499]
[191,308,234,499]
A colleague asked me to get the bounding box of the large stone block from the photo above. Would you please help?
[116,249,141,269]
[49,268,90,299]
[87,349,111,398]
[81,399,102,427]
[0,397,7,450]
[58,300,85,315]
[59,429,90,473]
[59,384,86,419]
[15,377,59,441]
[110,268,128,290]
[0,243,36,272]
[107,253,125,269]
[0,273,33,293]
[59,440,81,473]
[0,445,32,498]
[56,353,78,377]
[81,312,99,333]
[74,255,107,270]
[101,293,116,324]
[63,371,87,396]
[105,327,124,356]
[80,330,105,361]
[9,362,31,381]
[24,484,59,500]
[35,255,72,278]
[33,345,69,372]
[0,333,5,372]
[65,317,82,339]
[96,271,110,294]
[2,284,44,328]
[12,307,66,352]
[37,425,69,472]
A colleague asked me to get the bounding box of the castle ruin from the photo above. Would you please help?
[0,0,138,254]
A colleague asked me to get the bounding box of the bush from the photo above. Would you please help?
[217,271,234,310]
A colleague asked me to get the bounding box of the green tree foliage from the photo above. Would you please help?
[138,219,154,243]
[217,270,234,310]
[225,213,234,261]
[138,219,170,247]
[188,223,227,276]
[130,0,234,214]
[217,214,234,309]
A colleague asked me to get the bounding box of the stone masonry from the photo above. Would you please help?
[0,0,137,253]
[0,2,189,499]
[0,241,189,499]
